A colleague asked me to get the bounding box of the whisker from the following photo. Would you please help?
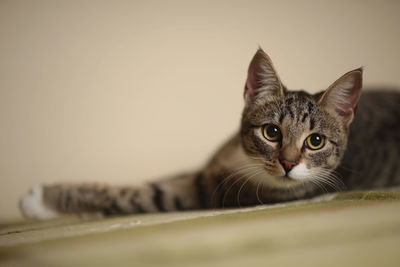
[314,175,340,192]
[222,166,266,208]
[210,164,264,205]
[236,169,264,207]
[325,176,346,191]
[222,175,247,208]
[315,169,347,191]
[328,173,347,190]
[315,171,346,192]
[320,178,340,192]
[310,178,328,193]
[256,180,265,205]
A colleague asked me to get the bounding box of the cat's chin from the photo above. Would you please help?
[252,170,303,189]
[287,163,312,180]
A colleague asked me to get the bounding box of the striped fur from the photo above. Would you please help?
[20,49,400,219]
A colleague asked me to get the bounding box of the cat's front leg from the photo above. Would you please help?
[19,184,60,220]
[19,183,158,219]
[19,173,206,220]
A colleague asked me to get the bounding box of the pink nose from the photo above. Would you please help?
[279,158,298,173]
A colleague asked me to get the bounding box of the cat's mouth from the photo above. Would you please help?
[262,163,287,178]
[254,169,302,189]
[277,172,300,182]
[248,158,305,186]
[282,174,294,180]
[262,165,297,182]
[259,162,313,188]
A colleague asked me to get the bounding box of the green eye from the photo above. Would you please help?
[305,133,325,150]
[262,124,282,142]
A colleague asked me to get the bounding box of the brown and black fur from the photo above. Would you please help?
[20,49,400,218]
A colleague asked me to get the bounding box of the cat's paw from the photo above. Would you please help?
[19,185,59,220]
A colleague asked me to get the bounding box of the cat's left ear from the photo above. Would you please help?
[244,48,285,104]
[317,68,363,127]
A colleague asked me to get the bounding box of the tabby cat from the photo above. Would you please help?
[20,48,400,219]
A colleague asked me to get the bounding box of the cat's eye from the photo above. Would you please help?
[262,124,282,142]
[305,133,325,150]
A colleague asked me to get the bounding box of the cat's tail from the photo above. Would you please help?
[19,172,208,220]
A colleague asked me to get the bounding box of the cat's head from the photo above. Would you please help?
[240,48,362,188]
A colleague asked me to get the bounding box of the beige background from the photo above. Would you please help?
[1,0,399,221]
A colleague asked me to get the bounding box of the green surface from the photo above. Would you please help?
[1,191,400,267]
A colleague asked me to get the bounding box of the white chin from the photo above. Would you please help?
[288,163,311,180]
[254,172,302,189]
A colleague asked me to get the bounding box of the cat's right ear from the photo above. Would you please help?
[317,68,363,127]
[244,48,285,104]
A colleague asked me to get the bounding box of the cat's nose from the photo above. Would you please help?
[279,158,298,174]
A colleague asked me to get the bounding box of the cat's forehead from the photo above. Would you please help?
[248,90,335,134]
[278,91,318,123]
[278,92,320,135]
[249,91,315,121]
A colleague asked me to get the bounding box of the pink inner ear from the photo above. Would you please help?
[244,74,259,101]
[244,80,253,99]
[340,107,354,117]
[321,68,363,125]
[346,79,362,111]
[244,59,263,102]
[342,108,355,125]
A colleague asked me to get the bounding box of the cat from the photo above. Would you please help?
[20,48,400,220]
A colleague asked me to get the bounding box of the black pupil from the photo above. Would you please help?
[310,134,322,146]
[267,125,280,138]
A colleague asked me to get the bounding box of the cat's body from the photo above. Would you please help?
[338,90,400,189]
[20,49,400,219]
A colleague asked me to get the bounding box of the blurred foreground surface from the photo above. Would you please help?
[1,191,400,267]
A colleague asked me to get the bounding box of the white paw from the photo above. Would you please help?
[19,185,59,220]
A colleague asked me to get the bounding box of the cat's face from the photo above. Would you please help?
[240,49,362,188]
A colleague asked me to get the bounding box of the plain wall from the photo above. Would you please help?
[1,0,400,221]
